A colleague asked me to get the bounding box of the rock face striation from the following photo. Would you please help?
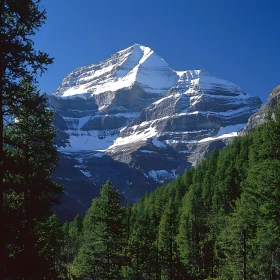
[240,85,280,135]
[49,44,262,219]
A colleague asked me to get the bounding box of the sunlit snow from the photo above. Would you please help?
[58,130,118,152]
[146,170,176,182]
[53,44,260,154]
[57,44,178,98]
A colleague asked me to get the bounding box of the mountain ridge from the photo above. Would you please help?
[49,44,262,219]
[53,44,178,99]
[240,84,280,135]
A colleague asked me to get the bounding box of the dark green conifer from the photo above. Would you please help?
[73,181,125,280]
[3,78,63,278]
[1,1,55,277]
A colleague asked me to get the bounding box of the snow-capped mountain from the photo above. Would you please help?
[49,44,262,219]
[54,44,178,98]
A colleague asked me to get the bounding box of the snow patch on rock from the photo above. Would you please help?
[147,170,177,182]
[80,170,92,177]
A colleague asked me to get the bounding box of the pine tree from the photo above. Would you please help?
[37,213,65,279]
[127,215,151,279]
[158,198,179,280]
[73,181,125,280]
[61,215,83,278]
[177,190,201,279]
[121,204,133,279]
[3,78,63,278]
[69,214,83,256]
[1,0,53,277]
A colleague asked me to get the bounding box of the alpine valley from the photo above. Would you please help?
[49,44,262,218]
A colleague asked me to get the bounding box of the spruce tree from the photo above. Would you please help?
[37,213,65,279]
[69,214,83,257]
[1,0,53,277]
[3,77,63,278]
[73,181,125,280]
[158,199,179,280]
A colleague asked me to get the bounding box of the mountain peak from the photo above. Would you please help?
[131,43,151,50]
[54,45,257,105]
[49,45,263,216]
[56,44,177,98]
[118,43,153,57]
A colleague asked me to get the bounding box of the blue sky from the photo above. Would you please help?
[35,0,280,102]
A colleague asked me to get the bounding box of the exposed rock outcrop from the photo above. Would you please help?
[240,85,280,135]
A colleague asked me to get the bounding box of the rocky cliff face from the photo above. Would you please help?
[240,85,280,135]
[49,44,262,219]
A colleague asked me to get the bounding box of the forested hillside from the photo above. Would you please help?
[57,102,280,279]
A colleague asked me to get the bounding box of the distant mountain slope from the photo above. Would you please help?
[240,85,280,135]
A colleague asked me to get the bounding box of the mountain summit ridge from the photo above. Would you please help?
[54,44,178,98]
[53,44,249,102]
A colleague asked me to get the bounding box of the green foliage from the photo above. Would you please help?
[2,77,63,279]
[4,78,62,212]
[37,213,66,279]
[158,199,180,279]
[1,1,61,279]
[72,181,126,280]
[61,215,83,278]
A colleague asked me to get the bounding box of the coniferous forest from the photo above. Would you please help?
[1,1,280,279]
[60,104,280,280]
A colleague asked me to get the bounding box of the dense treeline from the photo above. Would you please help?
[59,103,280,279]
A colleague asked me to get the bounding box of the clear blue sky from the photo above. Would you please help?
[34,0,280,102]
